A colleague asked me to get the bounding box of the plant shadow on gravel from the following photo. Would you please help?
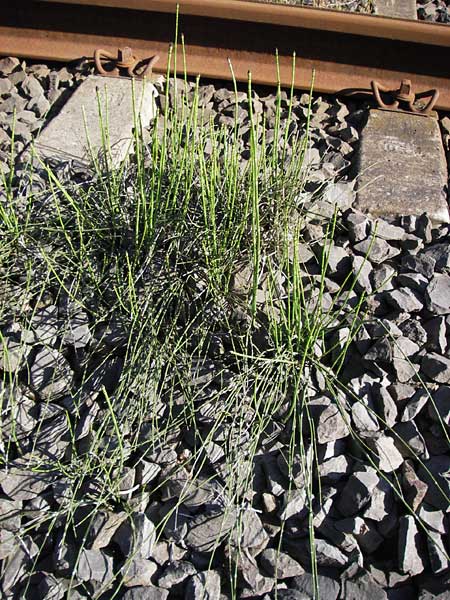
[0,43,449,600]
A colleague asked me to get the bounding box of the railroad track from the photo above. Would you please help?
[1,0,449,109]
[1,4,450,600]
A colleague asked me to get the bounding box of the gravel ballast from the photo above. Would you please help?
[1,56,450,599]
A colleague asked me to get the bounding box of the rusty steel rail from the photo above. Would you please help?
[1,0,449,109]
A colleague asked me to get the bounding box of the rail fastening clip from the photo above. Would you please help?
[94,47,159,79]
[371,79,439,117]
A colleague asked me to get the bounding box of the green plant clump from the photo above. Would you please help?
[0,46,448,599]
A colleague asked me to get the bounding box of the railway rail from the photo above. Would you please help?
[1,0,449,109]
[1,4,450,600]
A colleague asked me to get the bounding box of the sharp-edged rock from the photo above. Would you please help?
[185,570,221,600]
[422,353,450,384]
[398,515,426,576]
[121,558,158,587]
[336,465,380,516]
[259,549,304,579]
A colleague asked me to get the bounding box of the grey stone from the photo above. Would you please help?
[137,460,162,486]
[418,591,450,600]
[1,392,36,441]
[117,467,136,497]
[322,182,355,211]
[262,492,277,514]
[326,244,351,276]
[229,509,269,555]
[63,314,91,349]
[30,346,72,400]
[24,411,70,460]
[0,57,20,75]
[319,455,352,482]
[27,93,50,117]
[121,557,157,586]
[90,511,127,550]
[296,242,314,264]
[429,386,450,427]
[0,530,17,560]
[397,272,429,293]
[370,219,407,241]
[392,337,420,383]
[337,465,380,516]
[364,478,394,521]
[352,255,373,294]
[427,530,449,574]
[9,120,31,145]
[353,237,400,264]
[372,264,396,291]
[185,570,221,600]
[260,549,304,579]
[389,383,416,404]
[231,548,274,597]
[355,110,449,223]
[279,489,308,521]
[0,127,11,146]
[8,70,26,86]
[424,317,447,353]
[17,109,39,127]
[418,504,446,534]
[23,494,51,520]
[314,538,348,567]
[352,402,379,432]
[416,213,433,242]
[418,456,450,510]
[398,515,426,576]
[77,356,123,401]
[311,488,336,529]
[0,93,27,114]
[335,516,383,553]
[122,586,169,600]
[0,460,57,500]
[29,63,51,79]
[184,570,221,600]
[151,541,185,566]
[36,75,157,166]
[21,74,45,99]
[317,438,347,463]
[36,572,66,600]
[76,548,114,583]
[307,396,349,444]
[393,420,429,460]
[0,337,29,372]
[185,508,237,553]
[402,253,436,279]
[347,211,369,243]
[342,570,388,600]
[270,591,309,600]
[401,389,429,421]
[374,385,398,427]
[399,319,427,346]
[422,243,450,271]
[367,434,404,472]
[114,513,156,559]
[426,274,450,315]
[290,572,339,600]
[384,288,424,313]
[52,534,76,575]
[422,353,450,383]
[1,535,38,593]
[364,337,392,363]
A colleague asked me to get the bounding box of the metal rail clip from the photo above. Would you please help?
[371,79,439,117]
[94,46,159,79]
